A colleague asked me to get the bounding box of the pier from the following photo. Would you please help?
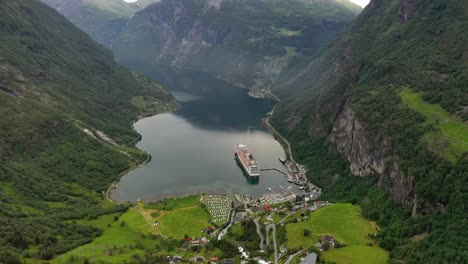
[260,168,287,175]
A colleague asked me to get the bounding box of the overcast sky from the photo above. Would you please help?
[350,0,370,7]
[123,0,370,8]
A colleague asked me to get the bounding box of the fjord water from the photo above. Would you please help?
[112,70,288,202]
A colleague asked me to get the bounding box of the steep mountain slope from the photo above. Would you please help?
[0,0,175,261]
[40,0,143,47]
[272,0,467,262]
[112,0,361,91]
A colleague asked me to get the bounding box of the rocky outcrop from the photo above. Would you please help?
[397,0,417,23]
[329,102,414,205]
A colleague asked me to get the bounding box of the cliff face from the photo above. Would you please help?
[329,102,414,205]
[112,0,361,90]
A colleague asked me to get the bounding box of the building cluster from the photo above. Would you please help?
[314,235,338,251]
[183,236,210,251]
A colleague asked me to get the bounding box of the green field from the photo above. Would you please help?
[158,206,210,239]
[75,212,122,230]
[52,209,159,264]
[143,195,211,238]
[400,87,467,161]
[285,204,388,264]
[322,245,389,264]
[286,204,378,249]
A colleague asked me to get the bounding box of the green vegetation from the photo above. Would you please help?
[142,195,211,238]
[74,212,123,230]
[158,206,210,238]
[226,220,260,251]
[0,0,175,262]
[52,209,164,264]
[145,194,200,211]
[322,245,389,264]
[400,87,467,161]
[286,204,378,249]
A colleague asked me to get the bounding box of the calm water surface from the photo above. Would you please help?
[112,71,291,202]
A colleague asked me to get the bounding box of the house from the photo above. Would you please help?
[314,242,322,251]
[190,256,207,262]
[210,257,219,263]
[319,235,336,248]
[191,240,201,249]
[263,204,271,212]
[300,253,317,264]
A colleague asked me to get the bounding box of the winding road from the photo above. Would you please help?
[254,218,265,250]
[266,224,278,264]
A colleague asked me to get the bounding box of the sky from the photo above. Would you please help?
[124,0,370,7]
[350,0,370,7]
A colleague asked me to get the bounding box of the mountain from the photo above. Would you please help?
[0,0,175,261]
[271,0,467,262]
[112,0,362,92]
[39,0,144,47]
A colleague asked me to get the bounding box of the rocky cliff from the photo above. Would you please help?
[329,102,414,205]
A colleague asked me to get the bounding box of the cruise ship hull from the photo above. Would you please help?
[235,154,259,183]
[235,143,260,180]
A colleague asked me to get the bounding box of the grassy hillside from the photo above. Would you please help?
[286,204,378,249]
[272,0,467,263]
[400,87,467,162]
[0,0,176,262]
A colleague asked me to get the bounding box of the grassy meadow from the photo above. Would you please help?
[286,203,378,249]
[285,203,387,264]
[52,208,160,264]
[322,245,389,264]
[400,87,467,162]
[144,195,211,238]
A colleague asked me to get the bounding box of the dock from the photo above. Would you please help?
[260,168,287,175]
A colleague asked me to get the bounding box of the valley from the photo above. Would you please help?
[1,0,466,263]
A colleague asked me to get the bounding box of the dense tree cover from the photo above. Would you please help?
[0,0,176,261]
[229,220,261,251]
[272,0,467,263]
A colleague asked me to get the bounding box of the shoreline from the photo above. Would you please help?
[108,90,305,204]
[106,102,180,205]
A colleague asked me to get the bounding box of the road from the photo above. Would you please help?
[266,224,278,264]
[254,218,265,250]
[278,210,300,224]
[264,106,296,164]
[217,210,235,240]
[284,248,308,264]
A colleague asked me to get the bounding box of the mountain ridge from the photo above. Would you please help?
[271,0,467,262]
[0,0,175,261]
[110,0,362,91]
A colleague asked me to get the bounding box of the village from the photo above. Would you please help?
[160,181,334,264]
